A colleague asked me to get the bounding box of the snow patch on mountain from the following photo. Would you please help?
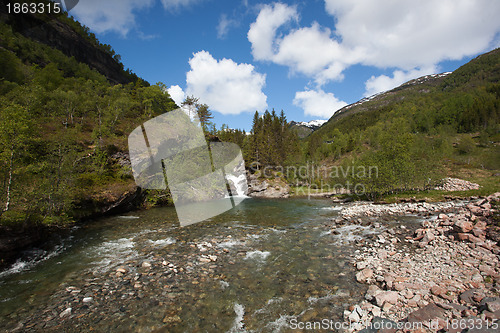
[296,120,327,128]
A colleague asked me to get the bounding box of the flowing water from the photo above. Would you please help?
[0,198,418,332]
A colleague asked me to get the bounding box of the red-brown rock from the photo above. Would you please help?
[454,220,474,233]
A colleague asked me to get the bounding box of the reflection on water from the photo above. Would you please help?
[0,198,414,332]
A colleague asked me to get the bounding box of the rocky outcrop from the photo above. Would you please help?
[0,3,133,85]
[101,186,144,216]
[434,177,481,192]
[0,224,47,270]
[247,173,290,198]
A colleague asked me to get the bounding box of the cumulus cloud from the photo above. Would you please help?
[273,22,353,85]
[249,0,500,94]
[248,3,298,61]
[364,66,438,97]
[324,0,500,69]
[71,0,155,36]
[185,51,267,115]
[167,85,186,106]
[293,89,347,118]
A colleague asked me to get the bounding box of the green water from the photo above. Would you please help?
[0,198,388,332]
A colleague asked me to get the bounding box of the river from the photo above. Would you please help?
[0,198,420,332]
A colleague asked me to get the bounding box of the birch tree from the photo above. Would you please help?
[0,102,31,213]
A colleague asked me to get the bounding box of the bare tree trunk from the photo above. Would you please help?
[97,105,102,150]
[4,148,14,212]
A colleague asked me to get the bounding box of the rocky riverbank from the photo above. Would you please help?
[338,193,500,332]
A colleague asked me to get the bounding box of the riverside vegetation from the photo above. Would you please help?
[0,2,499,250]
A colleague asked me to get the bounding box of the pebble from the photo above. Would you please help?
[59,308,72,318]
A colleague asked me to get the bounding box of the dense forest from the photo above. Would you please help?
[0,12,178,227]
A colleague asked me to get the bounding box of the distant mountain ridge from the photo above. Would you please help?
[334,72,452,118]
[289,119,327,138]
[322,48,499,128]
[329,72,453,123]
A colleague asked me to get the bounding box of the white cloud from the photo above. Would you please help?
[248,0,500,91]
[217,14,238,39]
[273,23,349,84]
[185,51,267,115]
[167,85,186,106]
[293,89,347,118]
[364,66,437,97]
[247,3,360,85]
[160,0,203,12]
[247,3,298,61]
[324,0,500,69]
[71,0,155,36]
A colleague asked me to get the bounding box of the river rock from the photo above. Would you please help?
[365,284,382,301]
[163,315,181,324]
[374,291,398,307]
[348,305,364,323]
[438,213,449,220]
[454,220,474,233]
[457,233,470,242]
[356,261,368,270]
[356,268,374,284]
[59,308,72,318]
[421,230,435,244]
[404,303,446,329]
[459,289,484,305]
[116,267,128,274]
[371,305,382,317]
[430,286,447,297]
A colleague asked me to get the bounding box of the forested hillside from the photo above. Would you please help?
[1,0,499,234]
[304,48,500,199]
[0,8,178,230]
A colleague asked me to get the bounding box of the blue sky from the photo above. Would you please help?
[69,0,500,131]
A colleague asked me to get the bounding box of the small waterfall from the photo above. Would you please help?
[226,174,249,198]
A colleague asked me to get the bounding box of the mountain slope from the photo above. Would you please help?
[0,0,142,85]
[0,8,177,226]
[312,48,499,138]
[289,120,327,138]
[305,48,500,198]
